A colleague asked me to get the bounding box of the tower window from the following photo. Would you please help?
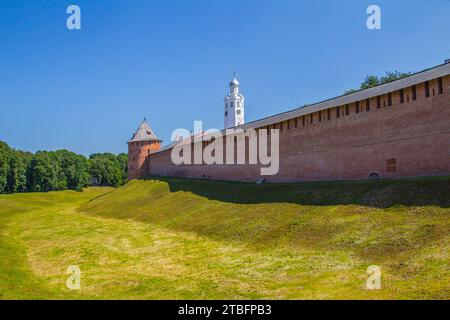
[438,77,443,94]
[231,102,234,108]
[399,89,404,103]
[425,81,430,97]
[412,85,417,100]
[366,98,370,111]
[377,96,381,109]
[355,101,360,113]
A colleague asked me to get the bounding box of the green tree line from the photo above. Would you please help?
[0,141,128,193]
[345,71,412,94]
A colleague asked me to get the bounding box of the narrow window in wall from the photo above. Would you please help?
[386,158,397,172]
[287,121,290,130]
[412,85,417,100]
[336,107,340,118]
[318,111,322,122]
[387,93,392,106]
[425,81,430,97]
[345,104,349,115]
[327,109,331,120]
[310,113,313,124]
[377,96,381,108]
[399,89,404,103]
[280,122,283,131]
[294,118,298,128]
[438,77,443,94]
[302,116,306,126]
[366,98,370,111]
[355,101,360,113]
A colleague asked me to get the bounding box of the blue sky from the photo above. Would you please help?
[0,0,449,155]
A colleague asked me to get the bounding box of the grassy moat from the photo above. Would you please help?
[1,177,449,299]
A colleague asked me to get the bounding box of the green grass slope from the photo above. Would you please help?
[1,177,449,299]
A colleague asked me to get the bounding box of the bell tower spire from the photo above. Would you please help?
[224,73,245,128]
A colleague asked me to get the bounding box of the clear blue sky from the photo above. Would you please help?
[1,0,449,155]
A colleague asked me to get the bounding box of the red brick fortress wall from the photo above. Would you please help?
[146,75,450,182]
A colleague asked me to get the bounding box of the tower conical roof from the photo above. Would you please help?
[129,118,160,142]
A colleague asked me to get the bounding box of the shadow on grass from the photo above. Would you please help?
[86,188,116,203]
[143,175,450,208]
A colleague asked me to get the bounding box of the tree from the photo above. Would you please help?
[379,71,412,84]
[26,151,62,192]
[117,153,128,184]
[0,140,128,193]
[345,71,412,94]
[89,153,125,187]
[360,75,381,90]
[0,141,10,193]
[7,150,32,193]
[55,150,90,191]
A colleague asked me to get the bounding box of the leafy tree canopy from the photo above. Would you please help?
[0,141,128,194]
[345,71,412,94]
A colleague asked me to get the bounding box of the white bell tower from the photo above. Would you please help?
[224,73,245,128]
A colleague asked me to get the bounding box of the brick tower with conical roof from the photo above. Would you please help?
[127,118,162,180]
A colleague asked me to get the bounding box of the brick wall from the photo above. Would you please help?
[146,75,450,182]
